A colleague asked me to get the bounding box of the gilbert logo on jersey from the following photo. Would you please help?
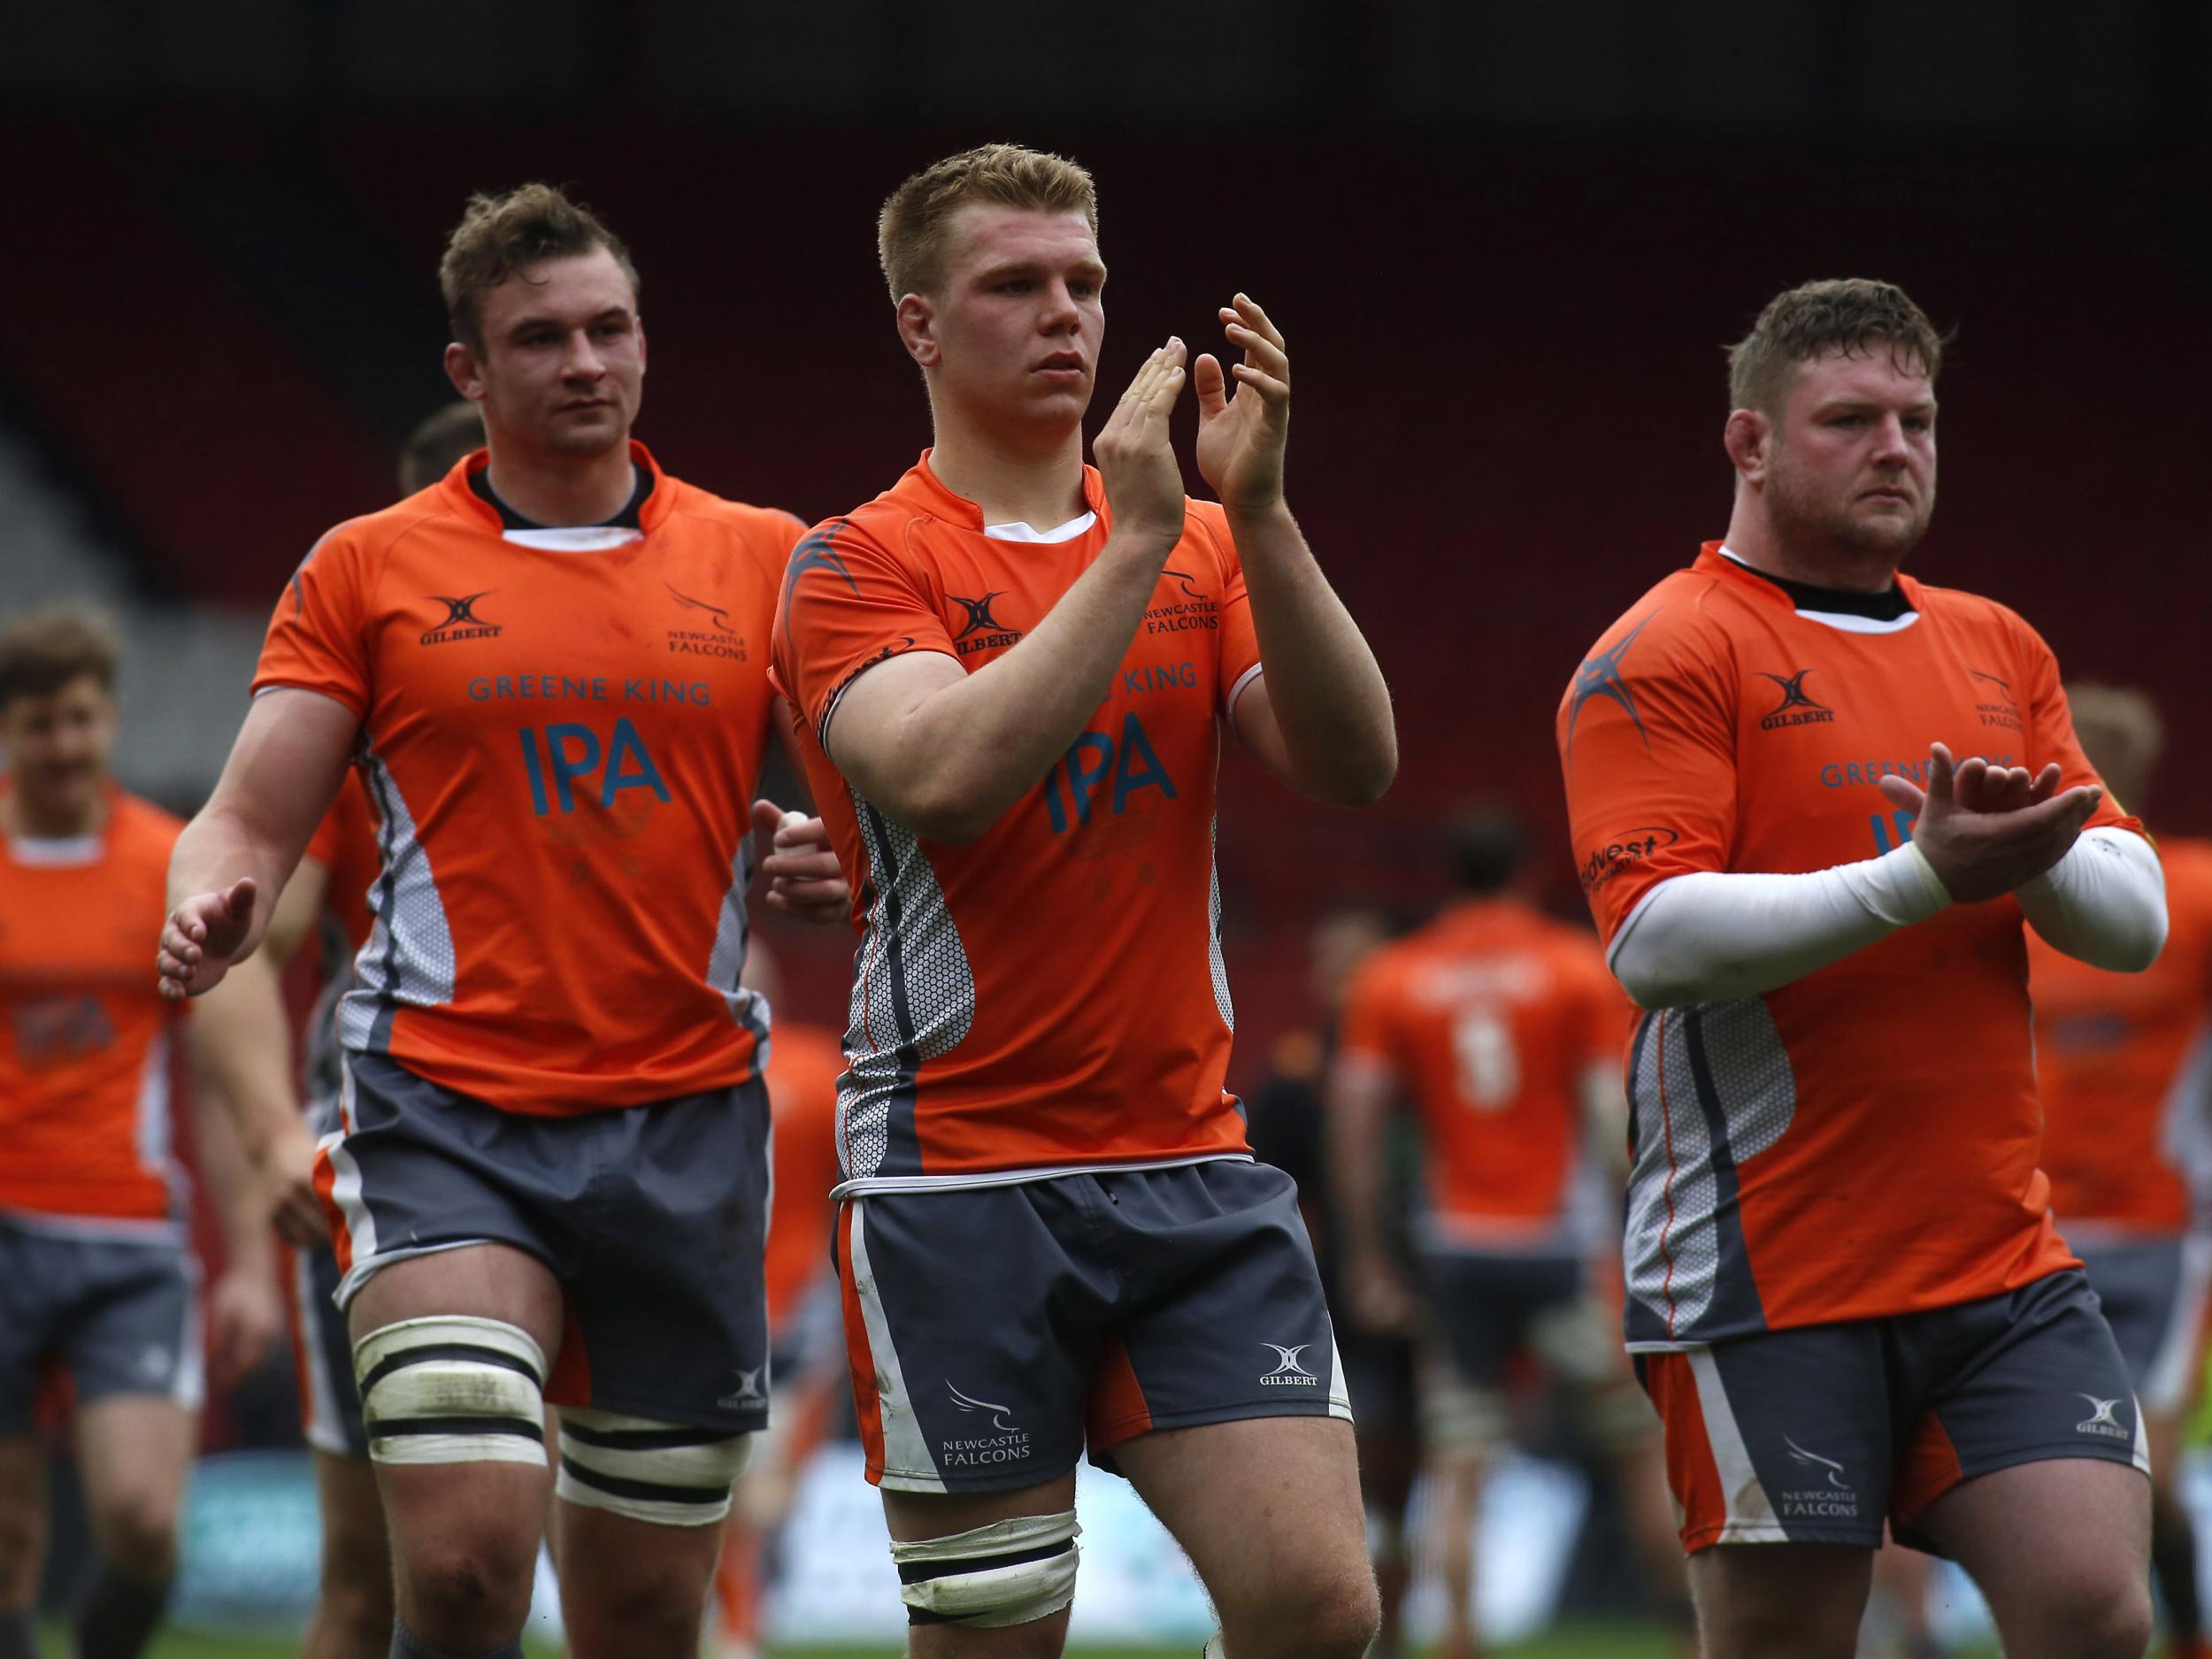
[949,593,1022,657]
[421,592,503,646]
[1757,669,1834,731]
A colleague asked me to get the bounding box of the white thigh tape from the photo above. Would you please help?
[354,1315,549,1469]
[890,1510,1082,1628]
[555,1407,751,1526]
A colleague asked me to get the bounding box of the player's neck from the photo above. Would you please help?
[1,787,104,841]
[481,439,637,529]
[1723,511,1902,595]
[925,418,1087,532]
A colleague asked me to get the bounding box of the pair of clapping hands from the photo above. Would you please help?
[1879,742,2103,902]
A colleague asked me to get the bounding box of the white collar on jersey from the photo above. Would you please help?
[1717,545,1922,634]
[981,511,1096,544]
[6,833,103,867]
[499,526,645,553]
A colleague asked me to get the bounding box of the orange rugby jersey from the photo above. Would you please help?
[0,789,188,1227]
[771,456,1263,1183]
[255,442,802,1115]
[762,1020,844,1329]
[1337,897,1628,1250]
[2033,837,2212,1235]
[1559,544,2139,1348]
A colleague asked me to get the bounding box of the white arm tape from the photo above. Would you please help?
[2014,826,2168,972]
[1609,842,1952,1009]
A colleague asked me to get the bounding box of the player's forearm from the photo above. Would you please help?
[189,955,301,1166]
[2016,827,2167,972]
[1229,504,1395,805]
[1610,844,1953,1008]
[168,807,291,960]
[1325,1073,1395,1266]
[856,535,1170,841]
[188,1060,279,1264]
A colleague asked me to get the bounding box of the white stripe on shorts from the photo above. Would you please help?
[173,1255,206,1413]
[848,1202,946,1493]
[324,1063,379,1274]
[1325,1331,1354,1423]
[2143,1233,2212,1417]
[1686,1347,1780,1540]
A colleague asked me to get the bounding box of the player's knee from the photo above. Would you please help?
[562,1561,704,1653]
[401,1534,537,1632]
[888,1510,1080,1632]
[1222,1559,1379,1659]
[2028,1571,2153,1659]
[91,1487,180,1579]
[0,1504,42,1608]
[319,1530,396,1637]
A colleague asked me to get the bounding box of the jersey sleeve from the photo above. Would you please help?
[1557,603,1740,949]
[1333,952,1404,1086]
[1189,504,1263,713]
[771,517,956,754]
[252,530,373,717]
[2015,613,2146,841]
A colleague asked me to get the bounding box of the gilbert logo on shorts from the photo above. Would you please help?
[2076,1394,2131,1440]
[1259,1343,1320,1386]
[941,1381,1031,1468]
[421,591,503,646]
[1778,1435,1858,1520]
[716,1367,765,1410]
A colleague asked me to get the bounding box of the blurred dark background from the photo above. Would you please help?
[4,0,2208,1082]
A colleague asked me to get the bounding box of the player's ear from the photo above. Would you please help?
[895,294,940,369]
[634,318,648,376]
[1724,407,1770,484]
[444,341,485,401]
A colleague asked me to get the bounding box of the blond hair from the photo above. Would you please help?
[1727,278,1948,416]
[877,144,1098,302]
[439,183,638,352]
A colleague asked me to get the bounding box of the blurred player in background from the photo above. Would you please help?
[1330,809,1687,1657]
[158,186,842,1659]
[772,143,1395,1655]
[711,941,848,1659]
[0,606,284,1659]
[1561,279,2167,1659]
[2032,684,2212,1659]
[397,402,488,495]
[1243,908,1421,1659]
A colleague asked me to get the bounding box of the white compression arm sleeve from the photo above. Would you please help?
[1609,842,1953,1009]
[2014,826,2167,972]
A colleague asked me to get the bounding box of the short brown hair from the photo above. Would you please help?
[440,183,639,352]
[2066,683,2165,777]
[1727,279,1949,415]
[878,144,1099,302]
[0,604,121,710]
[398,401,487,494]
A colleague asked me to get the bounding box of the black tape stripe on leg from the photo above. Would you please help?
[369,1417,545,1442]
[358,1343,543,1396]
[557,1455,730,1507]
[895,1539,1075,1586]
[556,1419,730,1451]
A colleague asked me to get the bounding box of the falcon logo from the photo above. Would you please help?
[1757,668,1834,730]
[1259,1343,1320,1386]
[1970,668,2024,733]
[1567,611,1658,755]
[420,592,502,645]
[1163,567,1206,600]
[947,1381,1019,1433]
[2077,1394,2130,1440]
[1784,1435,1848,1489]
[665,584,733,632]
[716,1367,766,1409]
[780,524,859,634]
[949,592,1022,657]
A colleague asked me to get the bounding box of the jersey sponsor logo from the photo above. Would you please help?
[2076,1394,2131,1440]
[1145,571,1219,634]
[1970,669,2024,733]
[1259,1342,1321,1386]
[1123,661,1199,695]
[1757,669,1835,731]
[1041,712,1178,834]
[1778,1435,1858,1519]
[941,1380,1032,1466]
[12,995,118,1069]
[664,584,748,661]
[517,718,672,817]
[421,592,503,646]
[1567,611,1657,755]
[1578,826,1678,895]
[948,592,1022,657]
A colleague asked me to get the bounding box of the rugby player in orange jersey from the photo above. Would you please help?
[772,145,1395,1657]
[2030,684,2212,1659]
[156,185,846,1659]
[1559,279,2169,1659]
[1330,810,1688,1658]
[0,606,287,1659]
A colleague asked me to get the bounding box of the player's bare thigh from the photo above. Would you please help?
[73,1394,197,1578]
[1686,1542,1872,1659]
[1112,1416,1377,1659]
[1912,1457,2151,1659]
[0,1436,46,1610]
[882,1472,1079,1659]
